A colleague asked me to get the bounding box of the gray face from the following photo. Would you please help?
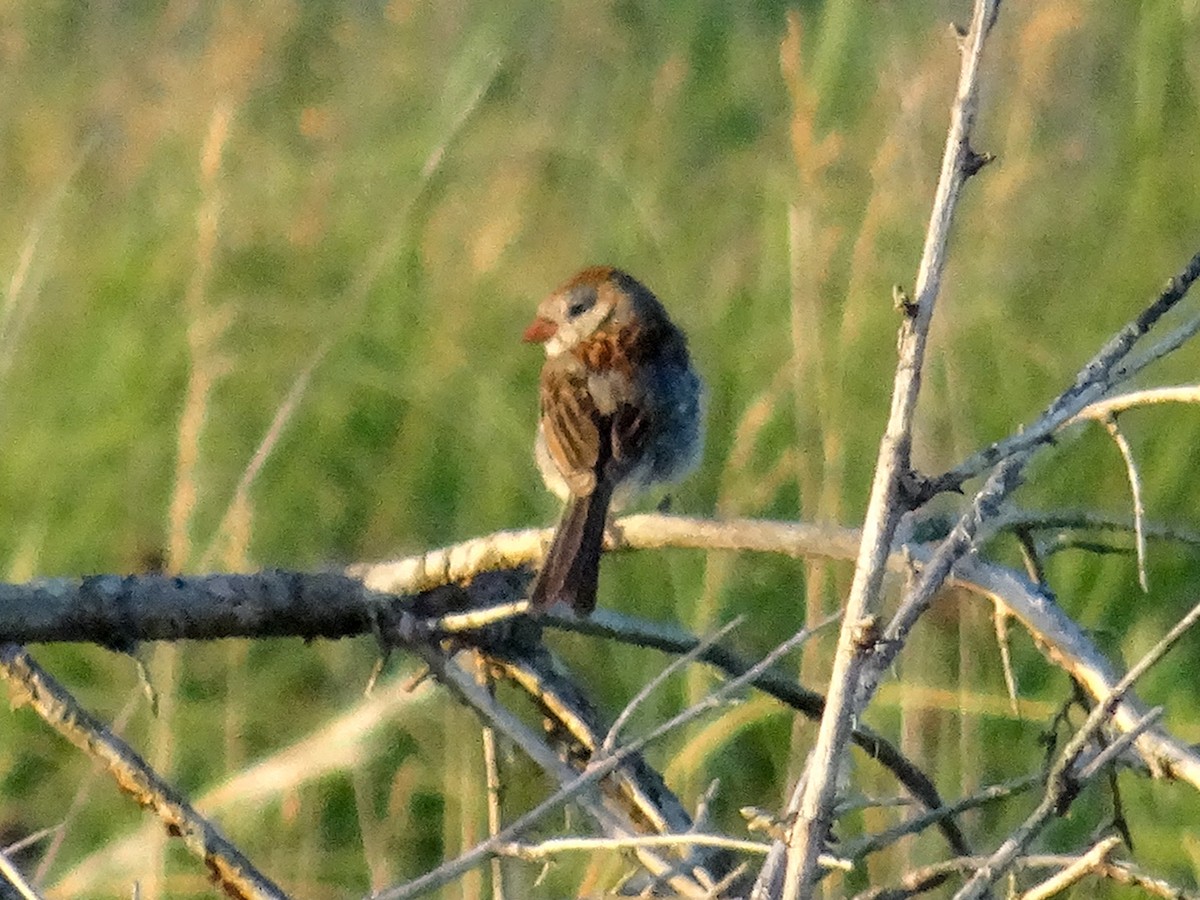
[540,282,617,358]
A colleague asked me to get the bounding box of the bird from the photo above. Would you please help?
[523,266,704,615]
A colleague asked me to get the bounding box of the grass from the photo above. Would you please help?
[2,1,1200,897]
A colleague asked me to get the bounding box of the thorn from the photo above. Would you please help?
[962,145,996,177]
[851,615,882,652]
[893,284,918,317]
[950,21,969,51]
[897,468,936,510]
[400,664,432,692]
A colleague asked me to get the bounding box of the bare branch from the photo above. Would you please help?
[1074,706,1163,787]
[995,508,1200,552]
[1070,384,1200,422]
[0,845,44,900]
[927,251,1200,499]
[1100,414,1149,590]
[600,617,743,756]
[1015,835,1122,900]
[850,850,1195,900]
[953,598,1200,899]
[838,776,1040,864]
[776,2,1004,895]
[4,516,1196,792]
[377,618,828,900]
[475,656,506,900]
[0,644,290,900]
[498,833,773,860]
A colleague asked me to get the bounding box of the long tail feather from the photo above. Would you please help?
[530,482,613,615]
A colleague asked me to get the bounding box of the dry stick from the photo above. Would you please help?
[375,620,831,900]
[520,610,966,872]
[0,644,289,900]
[1074,707,1163,783]
[559,607,969,857]
[497,833,783,861]
[851,852,1175,900]
[1069,384,1200,420]
[386,642,715,900]
[1100,414,1149,591]
[0,846,44,900]
[1094,861,1200,900]
[33,686,141,885]
[474,656,506,900]
[486,645,708,848]
[1016,834,1118,900]
[837,775,1040,865]
[857,241,1200,711]
[600,616,744,756]
[995,507,1200,552]
[953,597,1200,900]
[927,271,1200,501]
[774,3,1003,898]
[5,826,61,860]
[53,672,433,896]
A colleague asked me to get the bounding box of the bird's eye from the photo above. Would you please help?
[566,287,596,319]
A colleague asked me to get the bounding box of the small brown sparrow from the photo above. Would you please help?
[523,266,704,615]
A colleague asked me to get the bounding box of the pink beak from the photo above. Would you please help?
[523,316,558,343]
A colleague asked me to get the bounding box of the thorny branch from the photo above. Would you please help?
[0,644,289,900]
[774,2,1004,896]
[953,597,1200,899]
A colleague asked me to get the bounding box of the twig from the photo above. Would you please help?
[777,2,1003,896]
[600,617,744,756]
[475,656,506,900]
[54,672,435,895]
[1018,835,1121,900]
[995,508,1200,553]
[861,852,1200,900]
[953,597,1200,899]
[558,610,967,856]
[838,776,1040,864]
[497,833,776,861]
[862,455,1022,691]
[0,644,289,900]
[851,852,1151,900]
[0,845,44,900]
[1069,384,1200,422]
[34,687,142,885]
[1100,414,1149,591]
[1094,859,1200,899]
[426,600,531,634]
[1074,706,1163,783]
[927,251,1200,499]
[375,619,827,900]
[381,641,717,900]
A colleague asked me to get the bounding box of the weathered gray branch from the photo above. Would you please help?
[0,644,290,900]
[773,2,1003,896]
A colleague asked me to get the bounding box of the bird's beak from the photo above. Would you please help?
[523,316,558,343]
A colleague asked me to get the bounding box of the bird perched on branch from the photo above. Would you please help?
[523,266,704,615]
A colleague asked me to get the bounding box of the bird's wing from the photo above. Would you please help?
[540,365,602,497]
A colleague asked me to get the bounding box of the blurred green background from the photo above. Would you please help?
[2,0,1200,897]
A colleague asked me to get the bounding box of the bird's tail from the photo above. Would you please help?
[530,482,614,615]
